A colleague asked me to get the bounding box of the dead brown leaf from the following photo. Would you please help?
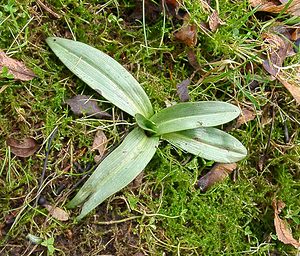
[277,74,300,104]
[7,137,39,157]
[208,10,224,32]
[0,52,35,81]
[44,204,69,221]
[66,95,111,119]
[249,0,300,16]
[291,27,300,41]
[261,26,300,103]
[197,163,237,191]
[174,23,198,47]
[272,199,300,249]
[176,79,190,102]
[262,30,291,77]
[235,108,256,128]
[91,130,108,163]
[187,49,200,70]
[165,0,180,16]
[129,0,161,23]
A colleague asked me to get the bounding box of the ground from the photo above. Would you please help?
[0,0,299,255]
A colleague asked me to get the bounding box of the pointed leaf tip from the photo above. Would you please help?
[46,37,153,118]
[68,128,159,219]
[163,127,247,163]
[151,102,241,135]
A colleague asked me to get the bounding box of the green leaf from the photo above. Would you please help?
[150,102,240,135]
[135,113,157,134]
[162,127,247,163]
[67,127,159,220]
[46,37,153,118]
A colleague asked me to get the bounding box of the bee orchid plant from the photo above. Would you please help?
[47,37,247,220]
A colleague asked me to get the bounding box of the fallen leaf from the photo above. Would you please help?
[262,31,291,77]
[260,26,300,103]
[7,137,39,157]
[91,130,108,163]
[291,27,300,41]
[66,95,111,119]
[176,79,190,102]
[208,10,224,32]
[0,52,35,81]
[277,74,300,104]
[249,0,300,17]
[197,163,237,191]
[235,108,256,128]
[174,23,198,47]
[187,49,200,70]
[272,199,300,249]
[44,204,69,221]
[65,229,73,240]
[129,0,161,23]
[165,0,180,16]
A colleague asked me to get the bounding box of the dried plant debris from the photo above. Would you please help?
[44,204,69,221]
[208,10,224,32]
[174,23,198,47]
[291,27,300,41]
[91,130,108,163]
[262,26,300,104]
[262,28,293,77]
[176,79,191,102]
[66,95,111,119]
[130,170,144,189]
[261,104,273,126]
[277,74,300,104]
[7,137,39,157]
[197,163,237,192]
[187,50,200,70]
[0,51,35,81]
[129,0,161,23]
[235,108,256,128]
[250,0,300,16]
[272,199,300,249]
[165,0,180,17]
[36,0,61,19]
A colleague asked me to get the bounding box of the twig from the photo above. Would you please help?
[36,0,61,19]
[95,215,140,225]
[35,127,58,206]
[283,119,290,144]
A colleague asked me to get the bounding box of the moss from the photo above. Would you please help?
[0,0,299,255]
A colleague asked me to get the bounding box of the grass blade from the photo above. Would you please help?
[46,37,153,118]
[67,128,159,220]
[150,102,240,135]
[162,127,247,163]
